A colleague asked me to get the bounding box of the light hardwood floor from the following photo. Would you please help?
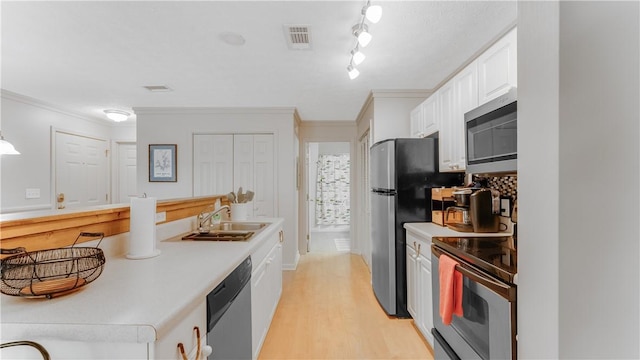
[259,252,434,360]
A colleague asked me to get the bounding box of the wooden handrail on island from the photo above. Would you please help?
[0,196,229,256]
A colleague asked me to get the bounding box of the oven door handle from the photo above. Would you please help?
[432,245,516,302]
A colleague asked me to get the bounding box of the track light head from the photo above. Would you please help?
[362,3,382,23]
[352,23,372,47]
[347,64,360,80]
[350,48,366,65]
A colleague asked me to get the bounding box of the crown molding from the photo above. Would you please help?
[1,89,120,127]
[132,106,299,116]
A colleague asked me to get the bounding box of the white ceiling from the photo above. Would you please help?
[1,1,517,123]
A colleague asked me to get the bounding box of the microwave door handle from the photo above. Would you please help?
[432,246,516,302]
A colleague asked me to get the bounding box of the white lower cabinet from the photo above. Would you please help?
[406,231,434,347]
[251,228,283,359]
[152,299,208,359]
[1,299,208,360]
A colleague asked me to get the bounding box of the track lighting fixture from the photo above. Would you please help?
[346,1,382,80]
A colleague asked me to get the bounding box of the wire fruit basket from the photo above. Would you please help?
[1,232,106,299]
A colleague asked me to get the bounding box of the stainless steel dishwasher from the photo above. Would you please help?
[207,256,252,360]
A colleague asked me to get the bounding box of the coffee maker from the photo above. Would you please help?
[470,188,501,232]
[445,189,474,232]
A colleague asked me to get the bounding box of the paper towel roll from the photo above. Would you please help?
[127,196,161,259]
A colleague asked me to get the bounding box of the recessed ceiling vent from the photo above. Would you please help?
[143,85,172,92]
[284,24,312,50]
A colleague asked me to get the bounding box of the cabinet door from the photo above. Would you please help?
[437,83,455,172]
[153,299,207,359]
[418,252,434,347]
[252,135,275,218]
[251,229,282,359]
[421,95,439,137]
[410,105,424,138]
[406,242,418,318]
[451,61,479,171]
[193,134,234,196]
[477,27,517,105]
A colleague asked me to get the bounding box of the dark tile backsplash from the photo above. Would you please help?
[473,174,518,201]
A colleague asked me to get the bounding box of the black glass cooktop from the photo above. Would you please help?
[432,236,517,284]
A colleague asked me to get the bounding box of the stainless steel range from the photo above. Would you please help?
[431,236,517,360]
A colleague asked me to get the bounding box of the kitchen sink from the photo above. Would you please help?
[211,222,267,231]
[181,222,269,241]
[182,231,255,242]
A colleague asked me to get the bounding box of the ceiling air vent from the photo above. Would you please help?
[143,85,172,92]
[284,24,312,50]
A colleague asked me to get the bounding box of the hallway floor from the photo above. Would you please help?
[258,253,433,359]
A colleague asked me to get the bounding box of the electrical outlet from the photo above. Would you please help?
[155,211,167,223]
[25,188,40,199]
[500,198,511,218]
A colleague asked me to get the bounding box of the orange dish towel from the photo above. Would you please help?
[439,254,464,325]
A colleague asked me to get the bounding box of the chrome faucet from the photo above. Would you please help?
[198,205,230,233]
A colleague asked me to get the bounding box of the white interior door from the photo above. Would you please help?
[193,134,233,196]
[55,131,108,209]
[252,134,274,218]
[117,142,137,203]
[233,134,254,198]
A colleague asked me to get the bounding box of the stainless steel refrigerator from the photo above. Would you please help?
[370,138,462,317]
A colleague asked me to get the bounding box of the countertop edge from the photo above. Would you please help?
[0,218,285,345]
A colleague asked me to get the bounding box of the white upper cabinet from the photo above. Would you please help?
[448,61,479,172]
[437,82,455,171]
[421,94,439,138]
[477,27,517,105]
[409,26,516,173]
[410,105,425,138]
[410,94,439,139]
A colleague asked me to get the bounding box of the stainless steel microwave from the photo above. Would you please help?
[465,87,517,174]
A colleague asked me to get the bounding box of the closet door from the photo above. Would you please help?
[233,134,254,198]
[193,134,233,196]
[252,134,274,218]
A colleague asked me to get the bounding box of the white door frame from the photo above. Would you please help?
[300,140,355,255]
[112,140,137,203]
[51,127,110,209]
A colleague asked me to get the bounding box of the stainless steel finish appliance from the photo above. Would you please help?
[465,88,517,174]
[431,236,517,360]
[207,256,252,360]
[370,138,462,317]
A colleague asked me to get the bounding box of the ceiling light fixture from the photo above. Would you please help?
[347,64,360,80]
[104,109,130,122]
[350,47,366,65]
[0,131,20,155]
[346,1,382,80]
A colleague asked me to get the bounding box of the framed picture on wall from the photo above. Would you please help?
[149,144,177,182]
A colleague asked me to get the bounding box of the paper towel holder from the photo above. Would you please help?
[127,195,161,260]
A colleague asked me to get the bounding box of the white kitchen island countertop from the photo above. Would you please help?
[0,218,284,344]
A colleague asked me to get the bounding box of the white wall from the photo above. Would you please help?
[134,107,300,269]
[371,92,427,144]
[518,2,639,358]
[0,91,135,213]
